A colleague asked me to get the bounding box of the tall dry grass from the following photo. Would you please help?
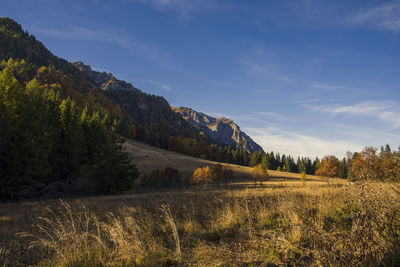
[2,182,400,266]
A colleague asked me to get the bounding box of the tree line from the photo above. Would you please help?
[246,150,323,175]
[0,66,139,199]
[192,164,234,187]
[316,145,400,181]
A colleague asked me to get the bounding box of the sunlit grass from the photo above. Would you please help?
[1,181,399,266]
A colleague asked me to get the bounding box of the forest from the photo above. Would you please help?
[0,63,139,199]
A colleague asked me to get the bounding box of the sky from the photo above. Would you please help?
[2,0,400,158]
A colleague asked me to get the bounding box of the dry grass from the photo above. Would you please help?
[1,181,400,266]
[123,138,327,182]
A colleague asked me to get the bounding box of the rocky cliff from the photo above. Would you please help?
[172,107,263,153]
[73,61,139,92]
[72,62,212,148]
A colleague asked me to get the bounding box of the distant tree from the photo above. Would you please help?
[347,145,400,181]
[300,171,307,185]
[222,166,234,187]
[337,158,349,179]
[313,158,321,173]
[212,164,224,187]
[349,147,381,181]
[315,155,339,178]
[252,164,269,187]
[192,166,212,187]
[283,158,291,172]
[298,157,305,174]
[261,153,269,169]
[140,167,182,189]
[249,150,263,167]
[379,145,400,181]
[165,167,182,188]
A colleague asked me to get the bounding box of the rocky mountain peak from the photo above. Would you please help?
[72,61,138,92]
[172,107,263,154]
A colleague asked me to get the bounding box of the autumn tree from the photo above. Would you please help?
[315,155,339,178]
[349,147,380,181]
[252,164,269,187]
[192,166,212,187]
[349,146,400,181]
[379,145,400,181]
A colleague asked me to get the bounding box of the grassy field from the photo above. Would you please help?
[0,142,398,266]
[124,139,330,183]
[1,180,399,266]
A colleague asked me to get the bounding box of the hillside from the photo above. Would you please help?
[0,17,214,148]
[0,18,81,78]
[172,107,263,153]
[123,138,328,183]
[72,61,211,148]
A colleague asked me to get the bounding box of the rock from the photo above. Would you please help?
[172,107,263,153]
[72,61,140,92]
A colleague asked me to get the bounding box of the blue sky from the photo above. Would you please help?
[3,0,400,158]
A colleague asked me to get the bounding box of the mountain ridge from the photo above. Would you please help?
[0,17,262,161]
[172,107,264,154]
[73,61,140,92]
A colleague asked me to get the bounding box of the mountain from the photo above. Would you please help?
[72,61,212,148]
[172,107,263,154]
[73,61,139,92]
[0,17,81,78]
[0,17,258,166]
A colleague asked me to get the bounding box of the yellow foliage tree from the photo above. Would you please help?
[192,166,212,187]
[252,164,269,187]
[315,155,339,178]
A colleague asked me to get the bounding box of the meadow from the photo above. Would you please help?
[1,178,399,266]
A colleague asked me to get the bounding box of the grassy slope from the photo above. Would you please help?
[124,138,339,183]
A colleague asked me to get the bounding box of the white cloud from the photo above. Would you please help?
[310,100,400,128]
[244,126,362,158]
[350,1,400,31]
[148,80,172,91]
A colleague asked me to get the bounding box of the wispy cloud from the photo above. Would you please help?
[310,100,400,128]
[148,80,172,91]
[350,1,400,31]
[310,82,343,91]
[35,26,132,48]
[244,126,362,158]
[136,0,218,20]
[33,25,172,67]
[240,60,295,84]
[254,111,299,122]
[252,88,276,94]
